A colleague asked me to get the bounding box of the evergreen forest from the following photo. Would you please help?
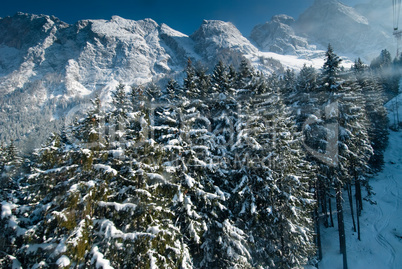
[0,45,398,268]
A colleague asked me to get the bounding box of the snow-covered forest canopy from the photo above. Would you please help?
[0,44,399,268]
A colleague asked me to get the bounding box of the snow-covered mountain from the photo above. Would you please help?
[0,1,393,99]
[0,13,187,98]
[250,14,311,55]
[355,0,393,30]
[295,0,393,60]
[0,13,275,151]
[0,0,396,151]
[250,0,394,60]
[0,13,284,101]
[191,20,258,62]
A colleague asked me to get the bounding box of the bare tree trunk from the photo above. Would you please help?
[328,197,334,227]
[355,181,361,241]
[355,179,363,212]
[316,207,323,260]
[336,182,348,269]
[315,181,323,260]
[347,183,356,232]
[322,190,329,228]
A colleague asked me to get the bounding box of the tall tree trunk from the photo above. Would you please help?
[322,189,329,228]
[328,197,334,227]
[355,179,363,212]
[347,183,356,232]
[343,247,348,269]
[355,182,361,241]
[315,181,323,260]
[316,207,323,260]
[336,182,348,269]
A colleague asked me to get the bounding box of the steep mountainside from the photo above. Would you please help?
[191,20,258,64]
[295,0,393,60]
[250,15,310,55]
[0,13,189,98]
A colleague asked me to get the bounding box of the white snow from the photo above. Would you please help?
[56,255,70,267]
[252,51,354,72]
[7,255,22,269]
[91,246,114,269]
[147,226,161,235]
[184,174,196,188]
[147,172,165,183]
[173,190,184,203]
[386,89,402,129]
[337,1,369,25]
[99,219,155,241]
[149,252,158,269]
[98,201,137,211]
[0,202,27,236]
[53,240,68,257]
[31,261,48,269]
[1,201,15,219]
[110,149,124,158]
[26,243,55,254]
[94,164,118,176]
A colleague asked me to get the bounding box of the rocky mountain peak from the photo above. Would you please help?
[191,20,244,41]
[85,16,160,40]
[0,12,67,49]
[271,14,295,25]
[190,20,257,62]
[250,14,309,55]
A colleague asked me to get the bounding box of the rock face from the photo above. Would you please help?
[191,20,258,63]
[0,13,189,98]
[0,13,189,150]
[250,15,309,55]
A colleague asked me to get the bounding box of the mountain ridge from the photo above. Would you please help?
[0,0,395,150]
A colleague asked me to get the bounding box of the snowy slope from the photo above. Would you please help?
[319,94,402,269]
[295,0,393,61]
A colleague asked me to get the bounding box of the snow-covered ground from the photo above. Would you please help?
[248,50,354,74]
[319,94,402,269]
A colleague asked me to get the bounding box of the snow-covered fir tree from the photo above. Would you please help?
[353,60,389,171]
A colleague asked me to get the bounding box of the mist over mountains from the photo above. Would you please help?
[0,0,396,151]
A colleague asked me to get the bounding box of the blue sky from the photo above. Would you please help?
[1,0,364,35]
